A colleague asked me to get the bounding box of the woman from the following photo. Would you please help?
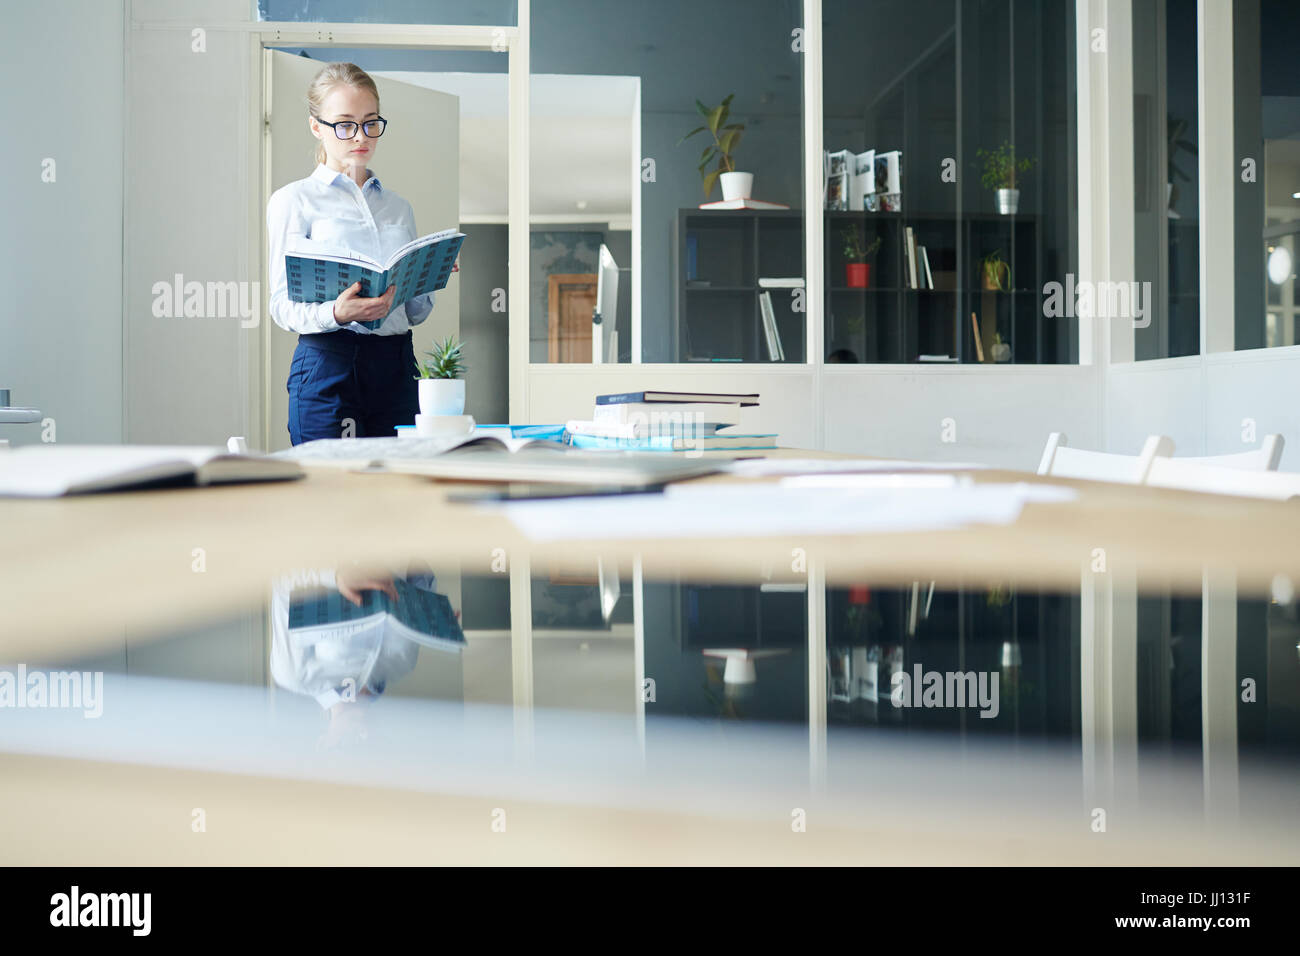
[266,62,455,445]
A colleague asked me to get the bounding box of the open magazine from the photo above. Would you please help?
[285,228,466,330]
[273,433,724,486]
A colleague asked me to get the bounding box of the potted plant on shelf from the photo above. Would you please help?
[977,141,1036,215]
[842,225,882,288]
[981,250,1011,292]
[414,335,466,415]
[990,331,1012,363]
[678,93,750,200]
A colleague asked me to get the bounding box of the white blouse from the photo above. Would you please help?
[266,163,435,336]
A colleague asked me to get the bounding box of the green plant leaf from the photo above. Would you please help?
[718,129,741,155]
[702,168,722,197]
[695,99,710,118]
[707,105,724,134]
[676,125,706,146]
[700,144,716,163]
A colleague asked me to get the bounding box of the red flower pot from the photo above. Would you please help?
[846,263,870,288]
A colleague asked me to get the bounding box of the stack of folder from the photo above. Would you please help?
[564,390,777,451]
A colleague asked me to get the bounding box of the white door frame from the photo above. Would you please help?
[245,15,528,449]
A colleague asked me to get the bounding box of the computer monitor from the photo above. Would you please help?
[592,244,619,364]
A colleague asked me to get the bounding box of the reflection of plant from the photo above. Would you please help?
[678,94,746,197]
[1167,113,1198,208]
[845,602,882,641]
[982,250,1011,291]
[986,583,1014,608]
[977,141,1036,191]
[841,224,882,263]
[416,335,466,379]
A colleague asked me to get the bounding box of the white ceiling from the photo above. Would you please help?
[375,71,637,223]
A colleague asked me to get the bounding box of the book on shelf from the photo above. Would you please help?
[0,444,304,498]
[698,197,791,210]
[757,277,805,288]
[566,433,779,452]
[970,311,986,363]
[903,227,919,289]
[919,245,935,290]
[595,390,760,406]
[758,291,786,362]
[593,402,743,428]
[285,228,465,331]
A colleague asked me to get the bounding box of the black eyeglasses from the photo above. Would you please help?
[315,115,387,139]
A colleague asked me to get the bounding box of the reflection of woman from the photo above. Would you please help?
[266,62,455,445]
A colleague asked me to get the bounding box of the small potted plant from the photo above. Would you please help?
[414,335,466,416]
[981,250,1011,292]
[678,93,749,200]
[990,331,1012,363]
[842,226,882,288]
[977,141,1036,215]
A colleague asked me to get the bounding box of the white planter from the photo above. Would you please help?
[720,171,753,201]
[995,188,1020,215]
[991,342,1012,363]
[418,378,465,416]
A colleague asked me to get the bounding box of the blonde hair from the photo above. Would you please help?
[307,62,380,166]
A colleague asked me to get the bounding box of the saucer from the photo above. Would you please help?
[415,413,475,438]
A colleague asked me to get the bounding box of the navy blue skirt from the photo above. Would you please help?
[287,329,419,446]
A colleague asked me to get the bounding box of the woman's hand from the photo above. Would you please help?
[333,282,395,324]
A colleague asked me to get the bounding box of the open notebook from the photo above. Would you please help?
[274,434,724,486]
[0,445,305,497]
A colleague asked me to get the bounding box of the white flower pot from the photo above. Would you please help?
[996,188,1020,215]
[418,378,465,416]
[720,171,753,201]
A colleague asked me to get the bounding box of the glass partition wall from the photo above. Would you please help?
[530,0,807,364]
[822,0,1077,365]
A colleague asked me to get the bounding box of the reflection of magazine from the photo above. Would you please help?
[289,578,465,652]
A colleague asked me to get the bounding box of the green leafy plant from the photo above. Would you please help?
[678,94,746,197]
[415,335,466,380]
[977,141,1036,191]
[981,250,1011,291]
[841,224,882,263]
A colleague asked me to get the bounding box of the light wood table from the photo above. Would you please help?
[2,447,1298,663]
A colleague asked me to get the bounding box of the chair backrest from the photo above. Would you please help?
[1037,432,1174,484]
[1146,435,1300,499]
[1151,434,1284,472]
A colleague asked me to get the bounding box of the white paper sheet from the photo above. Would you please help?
[493,482,1077,542]
[724,457,993,477]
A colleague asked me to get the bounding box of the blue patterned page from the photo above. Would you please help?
[285,231,465,331]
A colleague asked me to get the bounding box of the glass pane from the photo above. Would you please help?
[824,0,1076,365]
[1133,0,1200,359]
[1234,0,1300,350]
[530,1,806,364]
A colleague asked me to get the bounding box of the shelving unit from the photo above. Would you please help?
[673,207,1042,363]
